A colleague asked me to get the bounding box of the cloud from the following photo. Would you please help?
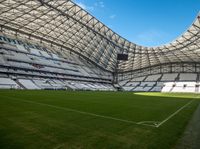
[76,1,94,11]
[109,14,116,19]
[94,1,105,8]
[74,0,106,12]
[132,30,169,46]
[99,1,105,8]
[107,24,113,29]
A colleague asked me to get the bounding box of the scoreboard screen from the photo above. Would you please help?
[117,54,128,61]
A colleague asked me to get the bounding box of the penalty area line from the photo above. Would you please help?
[2,95,157,128]
[156,99,195,128]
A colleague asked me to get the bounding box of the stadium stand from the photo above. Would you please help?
[161,73,178,81]
[145,74,162,81]
[121,73,200,93]
[0,36,114,91]
[0,0,200,93]
[171,82,196,93]
[179,73,197,81]
[0,77,20,89]
[161,82,175,92]
[18,79,40,90]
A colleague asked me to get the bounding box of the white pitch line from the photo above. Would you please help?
[137,121,158,125]
[156,99,195,127]
[2,95,156,128]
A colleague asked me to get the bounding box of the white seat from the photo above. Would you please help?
[0,77,19,89]
[18,79,40,89]
[145,74,161,81]
[179,73,197,81]
[161,73,178,81]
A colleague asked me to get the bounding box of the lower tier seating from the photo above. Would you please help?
[18,79,40,89]
[0,77,115,91]
[0,77,20,89]
[122,81,200,93]
[120,73,200,93]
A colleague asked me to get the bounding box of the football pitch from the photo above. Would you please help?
[0,90,199,149]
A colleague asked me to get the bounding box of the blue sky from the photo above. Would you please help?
[73,0,200,47]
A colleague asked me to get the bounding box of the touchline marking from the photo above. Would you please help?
[156,99,195,127]
[4,95,194,128]
[2,95,156,128]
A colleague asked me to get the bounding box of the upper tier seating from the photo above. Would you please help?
[179,73,197,81]
[119,79,129,86]
[16,45,27,52]
[145,74,161,81]
[0,39,112,83]
[131,76,146,81]
[161,73,178,81]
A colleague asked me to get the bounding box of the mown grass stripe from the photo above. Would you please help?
[1,95,157,127]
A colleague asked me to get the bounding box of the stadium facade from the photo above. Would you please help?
[0,0,200,92]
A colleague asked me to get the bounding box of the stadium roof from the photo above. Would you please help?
[0,0,200,72]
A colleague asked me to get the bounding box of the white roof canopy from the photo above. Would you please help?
[0,0,200,72]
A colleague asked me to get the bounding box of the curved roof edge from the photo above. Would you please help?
[72,1,200,52]
[0,0,199,72]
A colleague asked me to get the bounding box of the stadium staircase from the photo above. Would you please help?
[30,80,40,89]
[195,84,199,93]
[130,82,141,91]
[149,83,156,92]
[157,74,163,81]
[142,76,148,81]
[175,73,180,81]
[113,84,123,91]
[15,79,26,89]
[197,73,200,81]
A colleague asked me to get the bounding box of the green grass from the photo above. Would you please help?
[0,90,199,149]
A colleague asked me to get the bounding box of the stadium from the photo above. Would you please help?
[0,0,200,148]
